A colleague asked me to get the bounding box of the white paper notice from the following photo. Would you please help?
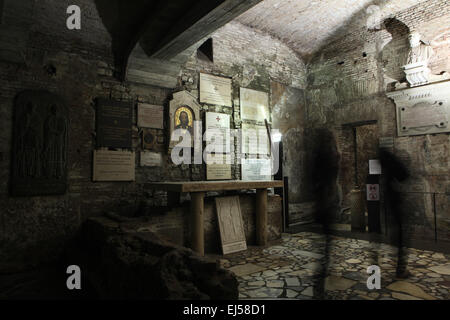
[369,159,382,175]
[241,158,272,181]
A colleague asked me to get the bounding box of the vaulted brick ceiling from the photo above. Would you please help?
[236,0,429,61]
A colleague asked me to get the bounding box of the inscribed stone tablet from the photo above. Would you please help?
[240,88,269,122]
[206,153,232,180]
[205,112,231,153]
[93,150,135,181]
[215,196,247,255]
[200,73,232,107]
[137,104,164,129]
[241,158,272,181]
[96,98,132,148]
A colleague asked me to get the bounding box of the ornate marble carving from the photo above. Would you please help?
[398,32,449,88]
[387,80,450,137]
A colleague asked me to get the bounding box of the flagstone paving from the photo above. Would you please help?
[220,232,450,300]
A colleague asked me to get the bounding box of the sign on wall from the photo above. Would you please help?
[387,81,450,137]
[241,158,272,181]
[241,123,270,155]
[240,88,270,122]
[200,73,232,107]
[366,184,380,201]
[206,153,232,180]
[96,98,132,148]
[205,112,231,153]
[93,150,135,181]
[137,103,164,129]
[369,159,382,175]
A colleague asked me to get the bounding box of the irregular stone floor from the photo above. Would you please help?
[219,232,450,300]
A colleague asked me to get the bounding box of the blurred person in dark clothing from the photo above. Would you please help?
[379,148,410,278]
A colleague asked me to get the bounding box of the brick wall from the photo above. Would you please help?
[306,0,450,242]
[0,1,304,269]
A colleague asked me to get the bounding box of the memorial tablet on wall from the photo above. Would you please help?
[241,158,272,181]
[96,98,132,148]
[240,88,269,122]
[241,123,270,155]
[215,196,247,255]
[387,81,450,137]
[206,154,232,180]
[169,91,201,148]
[93,150,135,181]
[200,73,232,107]
[205,112,231,153]
[137,103,164,129]
[11,90,68,196]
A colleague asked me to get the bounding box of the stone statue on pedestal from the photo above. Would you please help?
[406,31,434,65]
[397,31,449,88]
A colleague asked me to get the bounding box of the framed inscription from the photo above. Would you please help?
[205,112,231,153]
[10,90,68,196]
[241,158,272,181]
[93,150,135,181]
[240,88,270,122]
[137,103,164,129]
[169,91,201,148]
[241,123,270,155]
[215,196,247,255]
[206,154,232,180]
[387,81,450,137]
[200,73,232,107]
[96,98,132,148]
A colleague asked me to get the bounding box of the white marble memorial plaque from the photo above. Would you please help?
[137,104,164,129]
[93,150,135,181]
[387,81,450,137]
[240,88,269,122]
[241,123,270,155]
[200,73,232,107]
[205,112,231,153]
[241,158,272,181]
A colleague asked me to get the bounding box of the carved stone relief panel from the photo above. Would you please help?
[11,90,68,196]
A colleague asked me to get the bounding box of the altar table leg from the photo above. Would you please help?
[190,191,205,256]
[256,188,268,246]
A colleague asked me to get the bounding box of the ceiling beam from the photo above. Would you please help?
[149,0,263,60]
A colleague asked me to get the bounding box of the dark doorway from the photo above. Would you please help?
[355,123,379,188]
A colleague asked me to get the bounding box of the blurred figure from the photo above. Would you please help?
[379,148,410,278]
[310,129,340,298]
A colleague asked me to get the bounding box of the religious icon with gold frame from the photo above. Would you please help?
[168,91,201,149]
